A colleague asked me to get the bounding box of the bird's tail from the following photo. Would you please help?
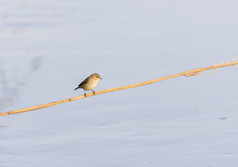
[74,87,79,90]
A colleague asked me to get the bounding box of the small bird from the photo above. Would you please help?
[74,73,102,96]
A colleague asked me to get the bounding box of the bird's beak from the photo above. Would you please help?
[100,78,103,80]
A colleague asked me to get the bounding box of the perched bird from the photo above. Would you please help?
[74,73,102,96]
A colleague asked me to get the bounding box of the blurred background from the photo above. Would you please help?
[0,0,238,167]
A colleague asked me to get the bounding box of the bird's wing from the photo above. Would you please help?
[78,76,90,88]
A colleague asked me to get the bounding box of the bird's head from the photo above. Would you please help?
[91,73,102,80]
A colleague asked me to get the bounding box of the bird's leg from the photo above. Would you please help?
[84,90,87,97]
[92,90,95,95]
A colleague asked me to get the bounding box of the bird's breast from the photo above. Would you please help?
[83,79,99,91]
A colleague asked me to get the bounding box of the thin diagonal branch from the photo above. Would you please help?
[0,60,238,116]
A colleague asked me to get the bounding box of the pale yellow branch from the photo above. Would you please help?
[233,65,238,69]
[0,60,238,116]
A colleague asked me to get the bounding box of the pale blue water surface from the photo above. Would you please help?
[0,0,238,167]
